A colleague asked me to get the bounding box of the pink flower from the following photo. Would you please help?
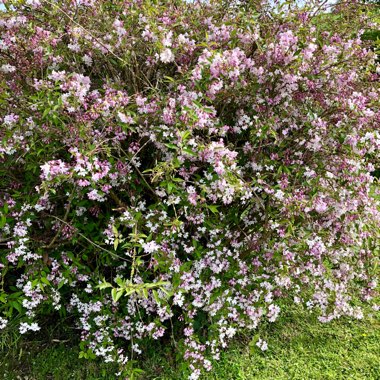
[160,48,175,63]
[315,198,328,213]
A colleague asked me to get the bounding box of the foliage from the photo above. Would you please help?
[0,0,380,378]
[362,1,380,60]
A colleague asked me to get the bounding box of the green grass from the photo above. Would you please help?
[203,311,380,380]
[1,306,380,379]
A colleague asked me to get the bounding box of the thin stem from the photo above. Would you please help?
[46,214,132,262]
[42,0,127,65]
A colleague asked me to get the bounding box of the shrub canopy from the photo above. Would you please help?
[0,0,379,378]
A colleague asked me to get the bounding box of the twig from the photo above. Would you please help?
[42,0,127,65]
[46,214,132,262]
[44,189,75,250]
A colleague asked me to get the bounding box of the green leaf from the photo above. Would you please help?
[97,280,112,290]
[206,205,219,214]
[111,288,124,303]
[181,130,191,140]
[115,277,125,287]
[165,143,178,150]
[164,76,175,82]
[112,225,119,237]
[152,289,161,304]
[42,108,51,119]
[0,214,6,228]
[57,280,65,290]
[41,277,50,286]
[182,148,196,156]
[167,182,175,193]
[11,301,22,313]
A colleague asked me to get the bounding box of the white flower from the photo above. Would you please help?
[82,54,93,66]
[162,31,173,47]
[160,48,175,63]
[87,189,106,202]
[117,111,129,123]
[0,39,8,51]
[188,369,201,380]
[19,322,41,334]
[48,70,66,81]
[40,162,51,179]
[84,284,93,293]
[76,206,87,216]
[173,292,185,307]
[256,338,268,351]
[274,189,284,201]
[142,241,160,253]
[26,0,41,7]
[0,64,16,73]
[68,42,81,52]
[225,326,236,338]
[0,317,8,330]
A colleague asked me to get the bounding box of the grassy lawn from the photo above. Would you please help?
[1,306,379,380]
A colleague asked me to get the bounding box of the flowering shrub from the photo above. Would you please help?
[0,0,380,378]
